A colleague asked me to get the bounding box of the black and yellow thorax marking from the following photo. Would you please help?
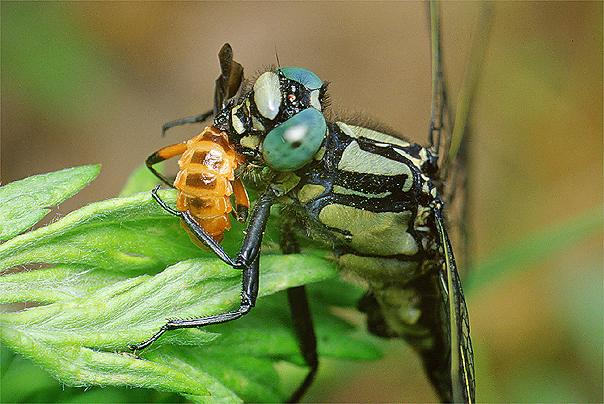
[284,122,440,271]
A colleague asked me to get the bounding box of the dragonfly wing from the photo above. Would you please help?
[442,125,471,271]
[435,210,476,403]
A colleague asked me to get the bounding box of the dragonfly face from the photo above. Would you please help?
[142,44,475,403]
[215,67,328,172]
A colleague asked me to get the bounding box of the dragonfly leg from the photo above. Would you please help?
[130,188,276,351]
[129,255,259,351]
[149,185,182,217]
[286,286,318,403]
[280,215,319,402]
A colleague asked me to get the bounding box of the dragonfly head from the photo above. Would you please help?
[217,67,329,172]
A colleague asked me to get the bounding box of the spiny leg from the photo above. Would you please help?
[130,188,277,351]
[151,186,241,267]
[129,254,259,351]
[161,109,213,137]
[280,213,319,403]
[146,143,187,188]
[151,184,236,269]
[151,185,180,216]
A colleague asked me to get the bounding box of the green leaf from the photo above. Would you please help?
[0,265,128,304]
[0,347,183,403]
[119,163,163,197]
[0,255,340,349]
[0,190,204,275]
[0,189,259,275]
[0,347,59,403]
[0,166,382,402]
[0,164,100,241]
[0,257,367,402]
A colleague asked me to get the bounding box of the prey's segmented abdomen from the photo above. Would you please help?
[173,126,241,241]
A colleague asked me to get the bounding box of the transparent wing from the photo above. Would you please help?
[441,132,471,270]
[434,3,493,270]
[428,8,494,396]
[435,209,476,403]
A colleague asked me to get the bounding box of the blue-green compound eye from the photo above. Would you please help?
[278,67,323,90]
[262,108,327,171]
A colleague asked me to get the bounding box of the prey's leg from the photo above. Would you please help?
[145,143,187,188]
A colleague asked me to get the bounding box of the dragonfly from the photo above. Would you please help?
[134,7,476,402]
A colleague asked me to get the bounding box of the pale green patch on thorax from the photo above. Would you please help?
[251,115,265,132]
[336,141,414,192]
[318,204,419,256]
[337,122,429,171]
[297,184,326,204]
[337,122,411,148]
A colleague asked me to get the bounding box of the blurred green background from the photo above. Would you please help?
[1,2,602,402]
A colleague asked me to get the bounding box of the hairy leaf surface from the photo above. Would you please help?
[0,165,100,241]
[0,165,382,402]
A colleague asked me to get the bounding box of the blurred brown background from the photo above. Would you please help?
[2,2,602,402]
